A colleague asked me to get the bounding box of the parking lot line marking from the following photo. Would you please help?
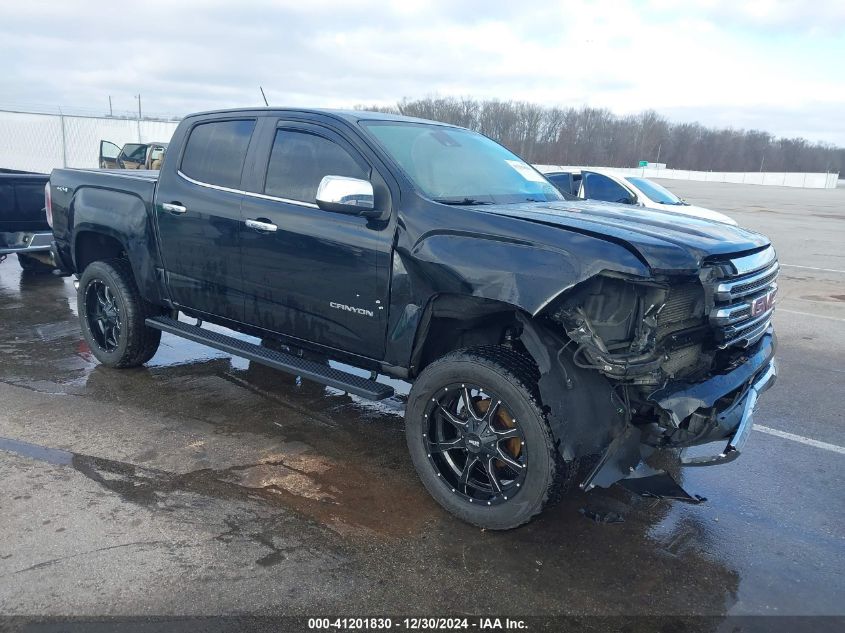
[778,309,845,323]
[781,264,845,274]
[753,424,845,455]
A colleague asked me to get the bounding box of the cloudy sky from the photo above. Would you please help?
[2,0,844,144]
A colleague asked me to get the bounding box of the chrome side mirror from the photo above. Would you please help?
[316,175,377,217]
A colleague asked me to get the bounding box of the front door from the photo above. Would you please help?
[238,120,392,359]
[118,143,148,170]
[153,118,257,321]
[99,141,120,169]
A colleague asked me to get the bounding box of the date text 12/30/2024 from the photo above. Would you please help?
[308,618,529,630]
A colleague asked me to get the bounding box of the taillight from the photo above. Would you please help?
[45,182,53,229]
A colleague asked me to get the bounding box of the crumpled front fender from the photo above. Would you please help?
[516,314,628,462]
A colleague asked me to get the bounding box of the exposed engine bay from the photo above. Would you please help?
[525,246,780,494]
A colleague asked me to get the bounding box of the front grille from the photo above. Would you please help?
[708,246,778,349]
[727,268,778,297]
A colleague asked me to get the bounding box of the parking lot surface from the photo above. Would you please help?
[0,181,843,619]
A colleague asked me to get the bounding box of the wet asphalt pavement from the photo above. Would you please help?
[0,182,843,621]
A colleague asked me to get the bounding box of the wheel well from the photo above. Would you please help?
[75,231,125,272]
[410,295,525,376]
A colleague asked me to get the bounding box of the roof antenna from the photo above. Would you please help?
[259,86,269,106]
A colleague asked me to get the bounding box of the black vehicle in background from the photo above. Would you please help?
[0,169,53,272]
[48,108,778,529]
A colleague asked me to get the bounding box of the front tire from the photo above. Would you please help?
[405,346,573,530]
[77,259,162,368]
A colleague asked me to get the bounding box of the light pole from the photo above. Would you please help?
[135,94,142,142]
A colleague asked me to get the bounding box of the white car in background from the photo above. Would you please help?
[541,167,738,225]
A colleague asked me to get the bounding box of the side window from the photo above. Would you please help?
[121,144,146,162]
[546,173,574,194]
[582,173,632,204]
[181,119,256,189]
[264,129,367,204]
[100,141,120,160]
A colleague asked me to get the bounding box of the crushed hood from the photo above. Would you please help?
[477,199,770,273]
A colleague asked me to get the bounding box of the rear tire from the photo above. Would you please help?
[77,258,163,368]
[405,346,574,530]
[17,253,54,274]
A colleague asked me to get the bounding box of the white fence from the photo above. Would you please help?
[1,110,839,189]
[0,110,180,174]
[535,164,840,189]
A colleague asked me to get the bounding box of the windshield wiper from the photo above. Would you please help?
[433,197,493,206]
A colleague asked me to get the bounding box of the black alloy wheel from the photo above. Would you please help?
[76,258,163,368]
[406,346,571,529]
[85,279,122,352]
[424,384,527,506]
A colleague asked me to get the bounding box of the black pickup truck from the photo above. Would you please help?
[0,169,54,271]
[48,108,778,529]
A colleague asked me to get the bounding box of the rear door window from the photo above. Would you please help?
[582,172,632,204]
[180,119,256,189]
[546,172,576,195]
[264,129,367,204]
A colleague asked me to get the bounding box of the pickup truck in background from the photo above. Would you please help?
[0,169,53,272]
[99,140,168,170]
[49,108,778,529]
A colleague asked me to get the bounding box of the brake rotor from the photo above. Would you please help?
[475,398,522,463]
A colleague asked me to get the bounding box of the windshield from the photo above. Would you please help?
[362,121,562,204]
[625,177,684,205]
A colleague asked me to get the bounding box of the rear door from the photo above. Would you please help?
[147,145,166,170]
[154,117,257,321]
[99,141,120,169]
[238,119,392,359]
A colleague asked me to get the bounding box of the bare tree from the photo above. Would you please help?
[356,97,843,173]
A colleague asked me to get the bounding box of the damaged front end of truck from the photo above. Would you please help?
[520,245,780,498]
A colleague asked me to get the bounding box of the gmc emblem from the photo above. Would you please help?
[750,289,777,317]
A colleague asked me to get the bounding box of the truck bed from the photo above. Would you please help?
[84,169,160,181]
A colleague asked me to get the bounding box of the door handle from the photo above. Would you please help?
[162,202,187,215]
[245,219,278,233]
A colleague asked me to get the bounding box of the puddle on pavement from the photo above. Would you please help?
[0,428,433,538]
[0,436,74,466]
[0,260,725,542]
[1,260,751,613]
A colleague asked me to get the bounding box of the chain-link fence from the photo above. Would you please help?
[0,109,181,174]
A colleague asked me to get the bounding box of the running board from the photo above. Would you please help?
[145,316,395,401]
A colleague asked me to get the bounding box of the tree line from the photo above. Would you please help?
[358,97,844,174]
